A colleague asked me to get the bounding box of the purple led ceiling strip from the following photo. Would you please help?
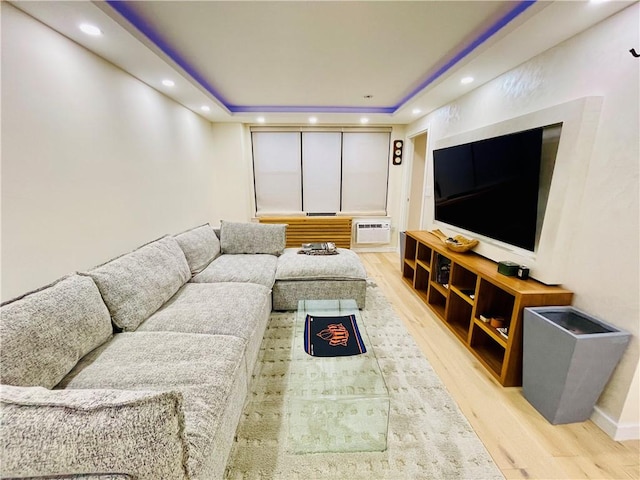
[106,0,536,115]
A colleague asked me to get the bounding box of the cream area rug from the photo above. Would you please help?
[224,281,504,479]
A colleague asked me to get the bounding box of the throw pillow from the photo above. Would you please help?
[0,274,113,389]
[83,236,190,332]
[220,221,286,255]
[174,224,221,275]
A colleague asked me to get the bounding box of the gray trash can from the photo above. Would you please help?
[523,306,630,424]
[399,231,406,272]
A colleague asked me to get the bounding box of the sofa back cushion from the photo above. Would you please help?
[84,236,190,332]
[0,274,113,389]
[174,224,220,275]
[0,385,189,479]
[220,221,286,255]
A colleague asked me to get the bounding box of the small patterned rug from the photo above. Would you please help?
[304,314,366,357]
[224,281,504,480]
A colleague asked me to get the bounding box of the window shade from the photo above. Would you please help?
[302,132,342,213]
[341,132,390,212]
[252,132,301,214]
[252,130,390,215]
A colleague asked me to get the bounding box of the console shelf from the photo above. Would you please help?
[403,231,573,386]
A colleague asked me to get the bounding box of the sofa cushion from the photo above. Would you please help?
[174,224,221,275]
[276,247,367,281]
[219,221,286,255]
[137,282,271,371]
[0,385,188,479]
[191,254,278,288]
[57,332,248,480]
[0,274,112,389]
[83,237,190,332]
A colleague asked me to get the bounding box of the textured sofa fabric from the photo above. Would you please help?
[219,220,286,255]
[0,385,189,480]
[0,221,363,479]
[174,224,221,275]
[56,332,247,480]
[0,274,112,389]
[137,282,272,375]
[273,248,367,310]
[276,247,367,280]
[83,236,191,331]
[191,253,278,288]
[273,279,367,310]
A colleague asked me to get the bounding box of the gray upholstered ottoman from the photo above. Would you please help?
[273,248,367,310]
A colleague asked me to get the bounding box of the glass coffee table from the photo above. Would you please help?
[287,299,390,454]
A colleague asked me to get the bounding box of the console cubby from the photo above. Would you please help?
[416,242,432,267]
[450,264,478,303]
[402,261,415,285]
[427,284,447,320]
[401,230,574,387]
[475,279,515,328]
[414,264,430,300]
[432,252,451,286]
[470,326,506,377]
[446,291,473,342]
[402,235,418,285]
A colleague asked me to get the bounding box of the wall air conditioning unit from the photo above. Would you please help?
[355,221,391,244]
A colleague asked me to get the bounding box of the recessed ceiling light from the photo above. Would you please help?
[257,116,266,124]
[461,76,474,85]
[201,106,211,112]
[162,79,175,87]
[412,108,422,115]
[79,23,102,36]
[309,117,318,124]
[360,117,369,124]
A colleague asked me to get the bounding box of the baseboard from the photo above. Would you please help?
[592,406,640,441]
[351,246,397,253]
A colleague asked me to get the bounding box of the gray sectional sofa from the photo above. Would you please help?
[0,221,286,480]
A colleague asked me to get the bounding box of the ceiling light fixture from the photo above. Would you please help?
[461,76,474,85]
[201,106,211,112]
[79,23,102,36]
[412,108,422,115]
[162,79,175,87]
[360,117,369,124]
[257,117,266,124]
[309,117,318,124]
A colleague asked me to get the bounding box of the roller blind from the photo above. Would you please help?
[252,129,390,215]
[252,132,302,214]
[342,132,390,212]
[302,132,342,213]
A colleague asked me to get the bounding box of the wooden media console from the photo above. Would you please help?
[402,230,573,386]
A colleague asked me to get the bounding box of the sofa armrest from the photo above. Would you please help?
[0,386,189,480]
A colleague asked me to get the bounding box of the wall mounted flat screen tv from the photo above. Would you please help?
[433,127,544,252]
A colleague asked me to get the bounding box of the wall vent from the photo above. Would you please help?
[355,221,391,244]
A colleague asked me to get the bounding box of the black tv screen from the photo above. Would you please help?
[433,127,543,252]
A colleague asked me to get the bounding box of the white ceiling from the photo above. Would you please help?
[10,0,635,125]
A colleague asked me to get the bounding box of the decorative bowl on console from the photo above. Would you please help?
[430,229,479,253]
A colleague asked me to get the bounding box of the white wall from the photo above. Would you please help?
[1,4,217,301]
[407,4,639,437]
[210,123,254,224]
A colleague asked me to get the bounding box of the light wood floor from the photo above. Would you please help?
[359,252,640,480]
